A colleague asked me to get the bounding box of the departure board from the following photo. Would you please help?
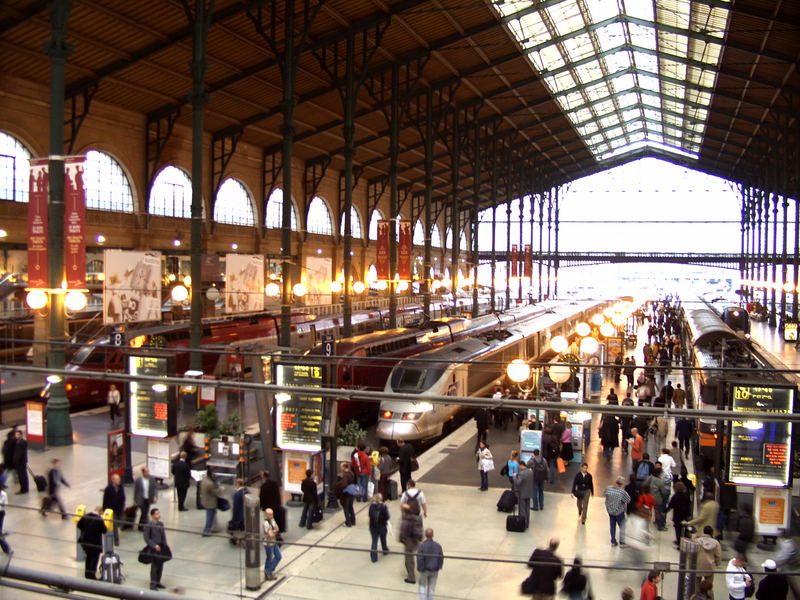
[128,353,177,438]
[728,384,793,487]
[274,362,325,452]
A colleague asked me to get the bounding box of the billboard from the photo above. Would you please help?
[376,219,390,280]
[225,253,264,313]
[64,156,86,289]
[27,158,49,289]
[398,219,412,280]
[728,384,793,487]
[103,250,162,325]
[128,352,177,438]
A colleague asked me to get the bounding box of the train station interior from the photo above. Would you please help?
[1,0,800,599]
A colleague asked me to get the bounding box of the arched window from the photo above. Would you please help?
[307,196,333,235]
[368,209,383,240]
[413,220,425,246]
[459,230,468,250]
[339,206,363,238]
[84,150,134,212]
[431,224,442,248]
[265,188,298,230]
[149,166,191,217]
[367,264,378,283]
[0,131,31,203]
[445,228,453,249]
[214,178,254,226]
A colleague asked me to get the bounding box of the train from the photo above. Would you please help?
[377,299,613,443]
[699,295,751,336]
[43,304,425,409]
[684,307,793,465]
[303,301,569,424]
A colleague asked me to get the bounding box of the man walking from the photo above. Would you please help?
[12,430,28,494]
[351,443,371,502]
[107,383,121,423]
[676,417,694,457]
[44,458,70,519]
[102,473,126,546]
[334,462,356,527]
[400,479,428,519]
[571,463,594,525]
[672,383,686,408]
[397,439,414,493]
[199,468,223,536]
[603,476,631,547]
[134,467,157,530]
[516,462,533,527]
[629,427,644,474]
[527,537,563,600]
[171,452,191,511]
[417,528,444,600]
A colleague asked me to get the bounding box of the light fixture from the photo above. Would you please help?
[151,383,168,393]
[329,280,342,293]
[550,335,569,354]
[64,290,88,312]
[26,289,48,310]
[316,248,322,255]
[275,392,291,404]
[171,284,189,302]
[172,238,181,247]
[580,336,599,355]
[168,273,177,282]
[95,234,106,244]
[206,287,220,301]
[353,281,366,294]
[575,322,591,337]
[265,282,280,296]
[293,283,307,297]
[183,275,192,287]
[46,374,62,384]
[432,279,442,290]
[376,280,388,291]
[599,322,616,338]
[231,243,238,250]
[549,365,571,384]
[506,359,531,383]
[397,280,409,292]
[591,313,605,326]
[611,314,626,327]
[349,250,354,256]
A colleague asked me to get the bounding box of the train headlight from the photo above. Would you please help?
[381,410,394,419]
[401,412,422,420]
[65,383,74,392]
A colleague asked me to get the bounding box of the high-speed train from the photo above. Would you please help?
[684,307,793,463]
[699,295,751,336]
[377,299,613,442]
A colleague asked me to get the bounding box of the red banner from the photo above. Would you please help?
[398,219,412,280]
[510,244,518,278]
[27,158,49,289]
[376,219,390,280]
[64,156,86,289]
[107,429,127,481]
[524,244,532,278]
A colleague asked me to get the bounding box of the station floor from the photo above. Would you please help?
[1,316,797,599]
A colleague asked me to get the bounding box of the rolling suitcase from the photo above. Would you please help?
[388,480,399,500]
[505,492,526,532]
[100,551,123,584]
[120,505,137,531]
[497,489,517,513]
[29,467,47,492]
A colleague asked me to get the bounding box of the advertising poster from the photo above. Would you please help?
[398,219,412,280]
[520,429,542,464]
[146,437,172,480]
[783,321,798,342]
[728,384,793,487]
[225,253,264,313]
[282,450,311,494]
[64,156,86,289]
[27,158,49,289]
[274,361,325,452]
[107,429,126,481]
[376,219,390,279]
[128,352,177,438]
[303,255,332,306]
[510,244,518,278]
[25,401,45,448]
[103,250,162,325]
[524,244,532,279]
[754,486,791,536]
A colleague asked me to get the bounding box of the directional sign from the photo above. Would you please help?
[321,334,335,357]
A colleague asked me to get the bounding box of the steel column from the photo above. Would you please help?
[44,0,73,446]
[517,190,524,302]
[546,189,553,299]
[471,126,480,316]
[449,112,460,314]
[490,167,497,312]
[388,66,400,327]
[341,38,357,336]
[537,194,544,301]
[770,192,778,325]
[794,196,799,320]
[554,186,560,298]
[422,90,433,318]
[505,197,511,308]
[780,195,788,327]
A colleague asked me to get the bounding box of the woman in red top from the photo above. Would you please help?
[640,569,661,600]
[636,483,656,522]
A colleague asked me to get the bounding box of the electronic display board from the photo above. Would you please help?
[128,352,177,438]
[274,361,325,452]
[728,384,793,487]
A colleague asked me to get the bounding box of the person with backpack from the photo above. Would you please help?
[540,427,560,483]
[367,493,390,562]
[399,498,423,584]
[527,448,549,511]
[635,453,654,485]
[400,479,427,518]
[643,463,670,531]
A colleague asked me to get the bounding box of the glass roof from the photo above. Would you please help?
[493,0,731,161]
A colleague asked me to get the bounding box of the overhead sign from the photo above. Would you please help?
[523,244,532,279]
[376,219,390,280]
[274,361,325,452]
[321,334,335,357]
[510,244,518,278]
[64,156,86,289]
[107,429,126,482]
[27,158,49,289]
[128,352,177,438]
[728,384,793,487]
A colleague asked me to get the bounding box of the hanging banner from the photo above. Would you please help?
[376,219,390,280]
[107,429,127,482]
[510,244,518,278]
[398,219,412,280]
[225,254,264,313]
[103,250,162,325]
[64,156,86,289]
[524,244,532,279]
[27,158,49,289]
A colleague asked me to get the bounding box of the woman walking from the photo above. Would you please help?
[367,493,390,562]
[476,441,494,491]
[399,499,423,584]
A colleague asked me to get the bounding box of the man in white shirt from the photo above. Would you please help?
[657,448,676,483]
[400,479,427,518]
[726,554,752,600]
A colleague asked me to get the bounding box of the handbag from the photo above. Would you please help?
[743,571,755,598]
[344,483,363,496]
[311,506,323,523]
[218,497,230,511]
[409,457,420,472]
[500,464,509,477]
[556,457,567,473]
[138,546,152,564]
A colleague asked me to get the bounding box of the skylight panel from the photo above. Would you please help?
[638,73,661,92]
[625,0,655,22]
[547,2,585,37]
[575,59,604,85]
[642,93,662,108]
[599,114,621,129]
[562,33,597,63]
[643,108,661,121]
[585,81,611,103]
[622,107,640,121]
[612,72,636,94]
[516,12,550,47]
[595,22,626,53]
[586,0,620,22]
[538,44,566,72]
[605,50,632,73]
[632,51,658,74]
[617,91,638,108]
[628,23,657,50]
[661,58,687,81]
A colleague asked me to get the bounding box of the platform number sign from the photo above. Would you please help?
[111,329,126,347]
[321,334,335,357]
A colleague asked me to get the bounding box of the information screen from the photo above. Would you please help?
[274,362,325,452]
[728,384,794,487]
[128,353,176,438]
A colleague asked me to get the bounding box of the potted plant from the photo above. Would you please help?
[335,419,366,462]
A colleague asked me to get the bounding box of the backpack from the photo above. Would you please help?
[368,503,388,528]
[636,461,651,482]
[532,458,547,481]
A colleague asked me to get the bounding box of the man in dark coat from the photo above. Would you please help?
[397,438,415,493]
[755,559,788,600]
[474,408,489,445]
[527,537,563,599]
[600,416,619,459]
[143,508,170,590]
[299,470,318,530]
[102,473,126,545]
[77,506,107,579]
[259,470,285,532]
[12,430,28,494]
[1,429,16,486]
[45,458,70,518]
[171,452,191,511]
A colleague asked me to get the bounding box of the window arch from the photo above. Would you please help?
[84,150,134,212]
[368,209,383,240]
[214,178,254,226]
[459,230,468,250]
[445,228,453,249]
[265,188,298,230]
[413,220,425,246]
[0,131,32,203]
[431,224,442,248]
[307,196,333,235]
[149,166,191,217]
[339,206,363,238]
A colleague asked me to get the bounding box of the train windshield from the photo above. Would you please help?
[390,364,444,393]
